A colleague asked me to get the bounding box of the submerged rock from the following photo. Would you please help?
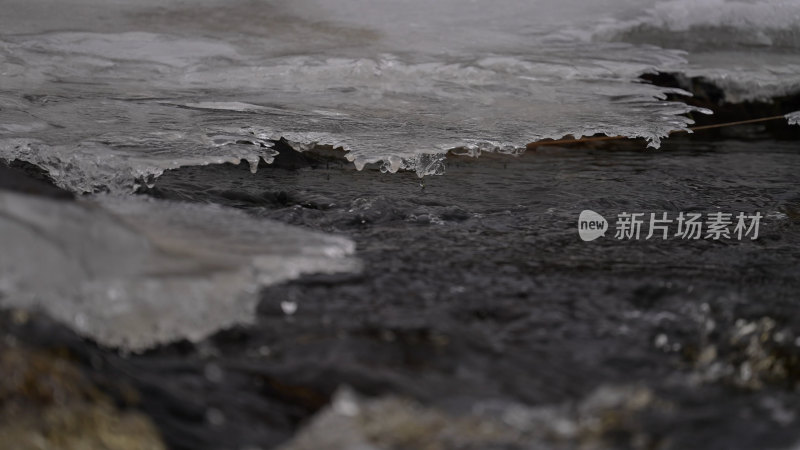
[685,315,800,390]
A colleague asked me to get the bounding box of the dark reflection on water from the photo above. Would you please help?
[6,134,800,449]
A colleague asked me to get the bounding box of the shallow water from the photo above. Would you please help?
[1,1,800,448]
[6,133,798,449]
[2,1,799,348]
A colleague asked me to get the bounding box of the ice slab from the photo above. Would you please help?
[594,0,800,102]
[1,0,797,191]
[0,0,704,193]
[787,110,800,126]
[0,192,359,350]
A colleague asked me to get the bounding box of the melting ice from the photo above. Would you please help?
[2,0,796,190]
[3,0,794,190]
[0,192,358,350]
[1,0,799,349]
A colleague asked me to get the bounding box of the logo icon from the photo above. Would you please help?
[578,210,608,241]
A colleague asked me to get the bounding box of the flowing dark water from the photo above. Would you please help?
[2,0,799,349]
[2,0,800,448]
[5,127,800,449]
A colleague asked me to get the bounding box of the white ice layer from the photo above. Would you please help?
[0,192,359,350]
[594,0,800,102]
[1,0,796,192]
[787,111,800,126]
[0,0,720,191]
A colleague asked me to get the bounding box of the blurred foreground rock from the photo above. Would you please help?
[281,386,669,450]
[0,338,165,450]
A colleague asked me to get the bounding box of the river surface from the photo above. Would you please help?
[1,1,800,449]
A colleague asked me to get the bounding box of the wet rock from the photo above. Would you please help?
[281,386,669,450]
[685,316,800,390]
[0,339,165,450]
